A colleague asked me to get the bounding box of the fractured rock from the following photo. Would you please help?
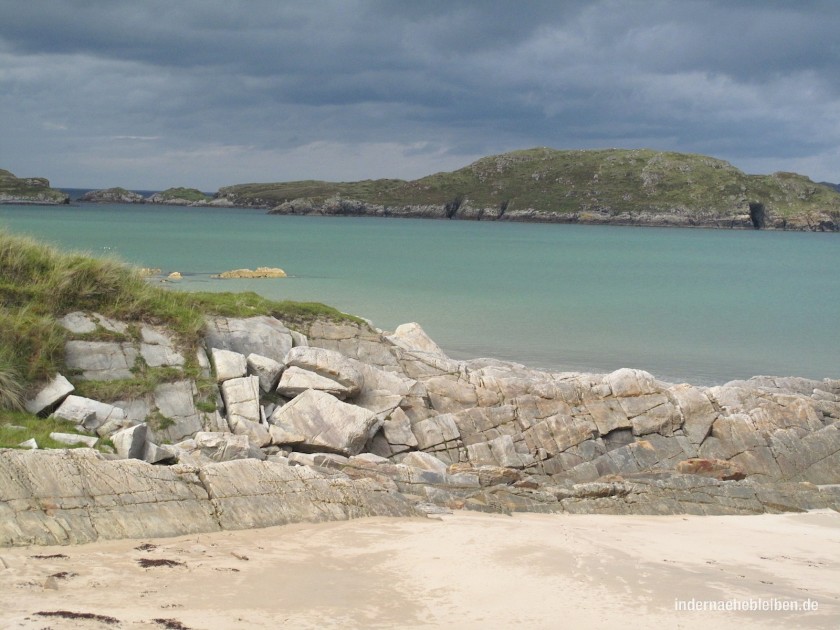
[283,346,365,397]
[205,316,293,363]
[247,353,284,392]
[51,395,126,432]
[64,341,138,380]
[24,373,75,415]
[276,366,353,399]
[112,423,147,459]
[211,348,248,383]
[268,389,378,456]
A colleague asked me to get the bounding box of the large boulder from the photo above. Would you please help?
[51,395,127,432]
[283,346,365,397]
[64,341,138,381]
[220,375,261,425]
[276,366,354,399]
[112,423,148,459]
[205,316,293,363]
[268,389,378,456]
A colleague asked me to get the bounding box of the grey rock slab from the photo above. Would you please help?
[283,346,365,396]
[276,366,353,399]
[152,380,204,443]
[381,407,419,449]
[18,438,38,449]
[48,432,99,448]
[605,368,659,398]
[205,316,293,363]
[246,353,284,392]
[669,384,718,444]
[400,451,448,475]
[64,341,138,380]
[221,375,262,425]
[0,448,219,546]
[143,441,178,464]
[198,459,415,530]
[268,388,378,456]
[140,343,185,368]
[57,311,96,334]
[92,314,129,334]
[112,423,147,459]
[211,348,248,383]
[412,414,461,451]
[177,432,263,462]
[52,395,127,432]
[24,373,75,415]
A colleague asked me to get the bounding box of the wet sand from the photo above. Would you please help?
[0,510,838,629]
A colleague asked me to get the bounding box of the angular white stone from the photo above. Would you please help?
[221,375,261,425]
[212,348,248,383]
[25,374,75,415]
[246,353,284,392]
[52,395,127,431]
[112,423,148,459]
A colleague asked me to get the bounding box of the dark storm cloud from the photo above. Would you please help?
[1,0,839,188]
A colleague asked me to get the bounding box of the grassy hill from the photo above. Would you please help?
[0,169,69,205]
[218,148,840,230]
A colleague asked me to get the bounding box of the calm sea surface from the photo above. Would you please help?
[1,203,838,385]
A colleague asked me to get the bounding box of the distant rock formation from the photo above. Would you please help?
[0,169,69,204]
[79,187,146,203]
[212,267,287,279]
[215,148,840,231]
[147,187,211,205]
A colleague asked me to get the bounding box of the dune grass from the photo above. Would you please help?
[0,230,361,416]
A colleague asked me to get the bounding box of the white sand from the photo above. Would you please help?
[1,510,838,629]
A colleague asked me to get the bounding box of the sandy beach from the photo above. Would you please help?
[0,510,837,629]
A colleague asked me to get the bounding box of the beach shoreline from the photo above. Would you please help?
[1,510,838,629]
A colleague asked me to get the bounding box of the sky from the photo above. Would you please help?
[1,0,839,190]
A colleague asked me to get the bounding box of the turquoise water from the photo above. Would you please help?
[1,203,838,385]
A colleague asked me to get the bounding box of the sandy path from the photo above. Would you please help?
[0,510,838,629]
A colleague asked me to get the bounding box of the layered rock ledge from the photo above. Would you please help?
[3,313,839,546]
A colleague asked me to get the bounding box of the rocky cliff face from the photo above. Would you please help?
[0,169,69,205]
[3,312,839,546]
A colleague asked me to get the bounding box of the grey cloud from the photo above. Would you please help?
[1,0,839,188]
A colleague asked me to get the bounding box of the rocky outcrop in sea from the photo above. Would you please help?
[3,313,839,546]
[264,195,839,231]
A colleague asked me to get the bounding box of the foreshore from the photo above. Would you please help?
[1,510,837,629]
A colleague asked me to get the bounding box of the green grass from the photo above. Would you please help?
[218,147,840,226]
[0,409,101,450]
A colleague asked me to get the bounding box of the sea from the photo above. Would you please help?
[1,201,838,386]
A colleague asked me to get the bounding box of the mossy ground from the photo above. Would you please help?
[0,230,361,446]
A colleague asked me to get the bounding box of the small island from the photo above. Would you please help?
[0,169,69,205]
